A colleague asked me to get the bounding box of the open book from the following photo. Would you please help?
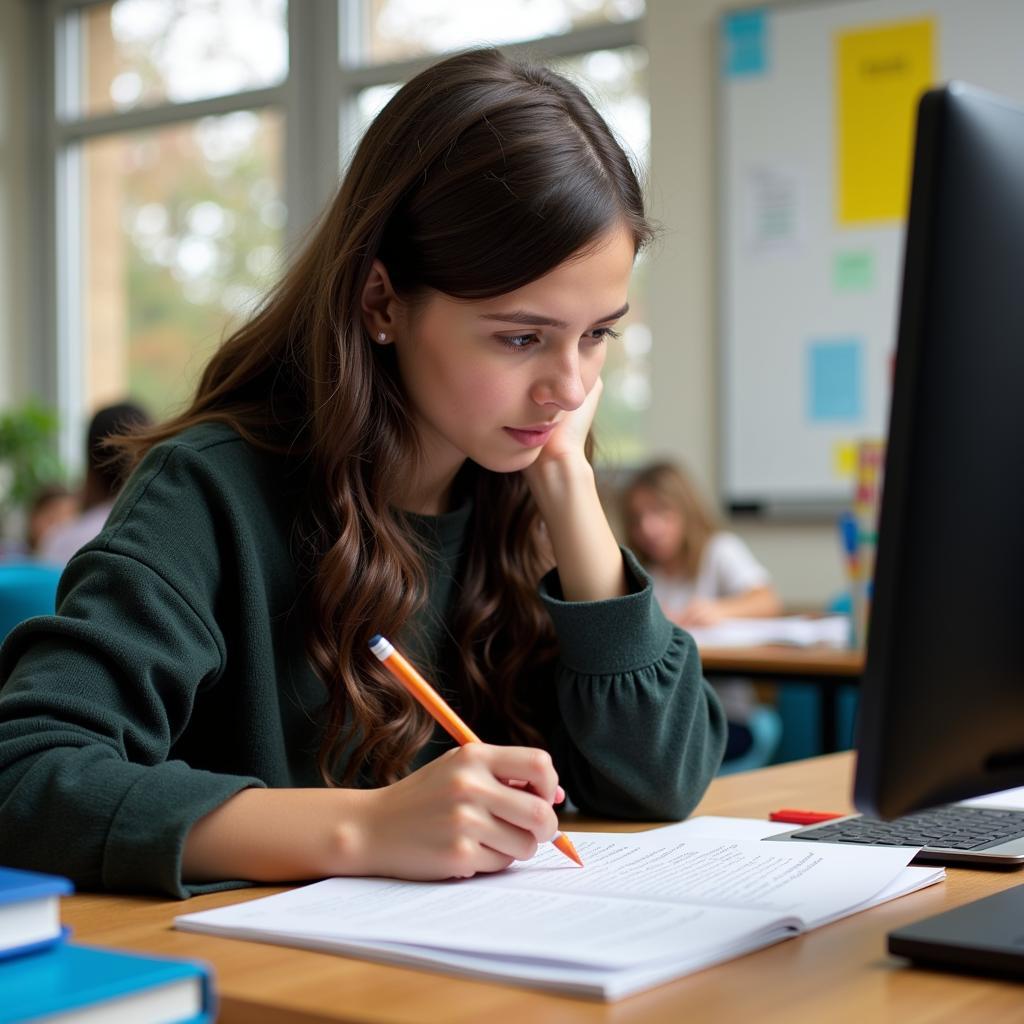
[685,614,852,649]
[175,817,942,1000]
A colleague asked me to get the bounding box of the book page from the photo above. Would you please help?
[178,878,788,969]
[484,832,917,922]
[177,833,919,969]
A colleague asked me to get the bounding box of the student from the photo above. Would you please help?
[0,49,726,898]
[621,460,781,758]
[39,401,152,566]
[24,484,77,558]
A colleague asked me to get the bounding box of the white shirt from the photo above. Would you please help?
[649,531,771,617]
[649,532,771,723]
[39,502,115,567]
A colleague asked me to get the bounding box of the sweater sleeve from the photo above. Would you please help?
[0,551,264,899]
[537,548,727,821]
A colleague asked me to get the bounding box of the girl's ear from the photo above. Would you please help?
[361,259,403,344]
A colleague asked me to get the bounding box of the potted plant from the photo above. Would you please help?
[0,400,65,545]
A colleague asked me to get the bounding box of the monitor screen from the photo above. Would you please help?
[854,83,1024,821]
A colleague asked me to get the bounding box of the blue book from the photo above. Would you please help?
[0,942,216,1023]
[0,866,72,960]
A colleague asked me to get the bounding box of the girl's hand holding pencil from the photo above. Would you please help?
[368,635,582,878]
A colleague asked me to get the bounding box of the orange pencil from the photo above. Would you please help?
[369,634,583,867]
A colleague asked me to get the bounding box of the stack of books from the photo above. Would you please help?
[0,865,215,1023]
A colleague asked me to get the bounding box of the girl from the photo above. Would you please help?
[622,461,781,758]
[0,49,726,898]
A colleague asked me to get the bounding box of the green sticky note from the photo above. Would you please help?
[834,249,874,291]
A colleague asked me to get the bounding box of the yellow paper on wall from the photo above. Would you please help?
[836,18,935,224]
[833,440,858,480]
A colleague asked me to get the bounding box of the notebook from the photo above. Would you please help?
[175,818,942,1000]
[0,942,216,1024]
[0,866,72,960]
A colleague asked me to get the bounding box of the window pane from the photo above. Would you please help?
[360,0,643,65]
[552,46,649,170]
[342,82,400,167]
[71,0,288,118]
[594,251,651,465]
[79,111,285,419]
[555,47,650,463]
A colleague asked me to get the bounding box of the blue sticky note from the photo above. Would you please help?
[723,10,768,77]
[808,339,863,421]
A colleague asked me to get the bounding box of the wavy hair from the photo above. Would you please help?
[113,48,653,786]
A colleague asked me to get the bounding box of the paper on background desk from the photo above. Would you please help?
[175,821,943,1000]
[686,614,851,648]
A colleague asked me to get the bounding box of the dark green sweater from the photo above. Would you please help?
[0,424,725,897]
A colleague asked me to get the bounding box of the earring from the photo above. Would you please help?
[377,331,388,343]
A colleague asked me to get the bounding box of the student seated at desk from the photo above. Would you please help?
[39,401,152,567]
[622,461,781,760]
[24,484,77,558]
[0,50,726,898]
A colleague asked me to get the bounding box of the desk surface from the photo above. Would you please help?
[699,643,865,678]
[62,754,1023,1024]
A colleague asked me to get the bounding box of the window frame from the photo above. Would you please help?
[31,0,643,470]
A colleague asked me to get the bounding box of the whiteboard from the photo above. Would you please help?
[718,0,1024,513]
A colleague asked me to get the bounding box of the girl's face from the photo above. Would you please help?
[390,224,635,494]
[626,486,686,566]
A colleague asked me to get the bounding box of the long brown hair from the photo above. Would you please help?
[113,48,653,786]
[623,461,718,580]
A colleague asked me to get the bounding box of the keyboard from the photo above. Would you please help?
[766,804,1024,866]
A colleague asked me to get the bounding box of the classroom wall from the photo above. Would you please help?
[645,0,844,606]
[0,0,844,605]
[0,0,31,407]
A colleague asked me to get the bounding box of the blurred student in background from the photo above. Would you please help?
[622,460,781,759]
[622,461,781,625]
[40,402,151,566]
[25,485,77,558]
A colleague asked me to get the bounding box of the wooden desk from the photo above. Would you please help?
[61,753,1024,1023]
[699,645,865,754]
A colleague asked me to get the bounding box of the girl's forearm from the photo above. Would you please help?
[527,455,627,602]
[182,787,370,884]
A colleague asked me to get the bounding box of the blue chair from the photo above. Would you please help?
[717,704,783,775]
[0,563,63,643]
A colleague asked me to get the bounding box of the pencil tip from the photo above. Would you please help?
[553,833,584,867]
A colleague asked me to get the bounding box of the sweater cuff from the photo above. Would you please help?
[538,547,675,676]
[103,761,265,898]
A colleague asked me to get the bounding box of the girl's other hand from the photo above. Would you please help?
[347,743,561,880]
[528,376,603,472]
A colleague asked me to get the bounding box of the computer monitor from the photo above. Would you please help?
[854,82,1024,820]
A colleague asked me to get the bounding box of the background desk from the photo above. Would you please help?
[61,753,1022,1023]
[699,645,865,754]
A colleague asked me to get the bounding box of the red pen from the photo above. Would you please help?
[769,808,845,825]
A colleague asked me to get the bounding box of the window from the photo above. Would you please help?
[45,0,648,466]
[51,0,288,463]
[70,0,287,117]
[78,111,284,418]
[552,46,650,464]
[359,0,643,64]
